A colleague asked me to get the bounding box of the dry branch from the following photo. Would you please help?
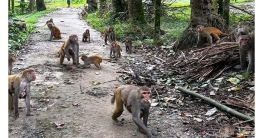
[175,86,254,122]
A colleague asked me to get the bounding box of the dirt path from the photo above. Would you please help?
[8,8,198,138]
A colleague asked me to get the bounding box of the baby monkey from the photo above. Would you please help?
[77,55,111,69]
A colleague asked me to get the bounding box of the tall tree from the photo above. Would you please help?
[36,0,46,11]
[8,0,10,11]
[172,0,228,50]
[112,0,127,19]
[28,0,35,12]
[153,0,162,46]
[99,0,107,16]
[87,0,98,13]
[11,0,14,13]
[223,0,230,26]
[20,0,25,14]
[128,0,147,24]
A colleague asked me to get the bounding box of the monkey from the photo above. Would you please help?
[195,25,229,47]
[45,18,55,26]
[111,85,153,138]
[8,53,18,75]
[125,37,132,54]
[238,33,254,73]
[82,29,90,42]
[80,9,88,19]
[8,68,36,118]
[47,22,62,41]
[77,55,111,69]
[19,22,27,32]
[110,41,122,59]
[58,34,79,66]
[104,26,115,45]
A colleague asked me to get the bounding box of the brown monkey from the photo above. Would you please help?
[196,25,229,46]
[47,22,62,41]
[19,22,27,32]
[58,34,79,66]
[104,26,115,45]
[77,55,111,69]
[110,41,122,59]
[125,37,132,54]
[80,9,88,19]
[82,29,90,42]
[45,18,55,26]
[8,53,18,75]
[238,33,254,72]
[111,85,153,138]
[8,69,36,118]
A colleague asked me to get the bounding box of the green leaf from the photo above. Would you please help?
[227,77,240,85]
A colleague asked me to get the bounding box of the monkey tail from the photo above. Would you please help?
[111,94,115,104]
[111,87,119,104]
[221,33,229,36]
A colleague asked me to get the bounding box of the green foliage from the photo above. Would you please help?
[9,9,56,53]
[169,2,190,7]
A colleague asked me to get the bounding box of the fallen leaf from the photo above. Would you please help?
[205,107,217,116]
[227,78,240,85]
[209,91,216,95]
[184,112,193,117]
[72,103,80,106]
[151,102,158,107]
[193,117,202,122]
[220,124,235,137]
[54,121,65,127]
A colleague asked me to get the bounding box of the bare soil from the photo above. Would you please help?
[8,8,199,138]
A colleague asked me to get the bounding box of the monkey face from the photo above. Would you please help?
[81,55,87,61]
[109,27,114,32]
[69,34,78,41]
[47,23,53,28]
[196,25,204,32]
[141,90,151,103]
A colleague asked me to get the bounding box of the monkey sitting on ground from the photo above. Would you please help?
[80,9,88,19]
[111,85,153,138]
[110,41,122,59]
[77,55,111,69]
[104,26,115,45]
[58,34,79,66]
[82,29,90,42]
[8,53,18,75]
[125,37,132,54]
[195,25,229,47]
[47,22,62,41]
[8,68,36,118]
[19,22,27,33]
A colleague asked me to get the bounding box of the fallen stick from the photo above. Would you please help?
[174,86,254,123]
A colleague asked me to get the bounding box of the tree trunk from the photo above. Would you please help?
[20,0,25,14]
[36,0,46,11]
[87,0,98,13]
[11,0,14,13]
[153,0,162,46]
[8,0,10,11]
[28,0,35,12]
[99,0,107,16]
[172,0,227,51]
[128,0,147,24]
[112,0,127,20]
[218,0,223,15]
[223,0,230,26]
